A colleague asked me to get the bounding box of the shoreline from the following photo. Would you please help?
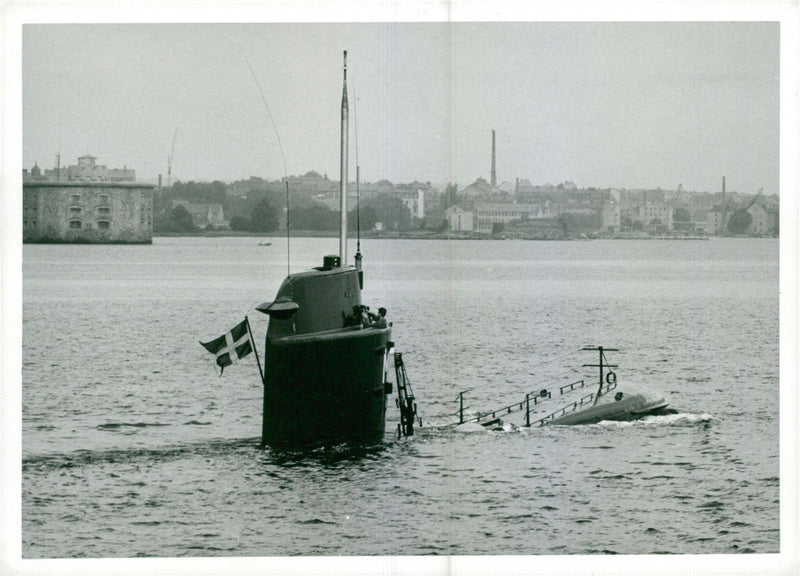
[149,230,743,241]
[23,231,780,244]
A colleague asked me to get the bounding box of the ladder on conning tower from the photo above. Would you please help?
[394,352,418,438]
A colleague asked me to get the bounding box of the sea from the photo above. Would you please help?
[18,236,783,569]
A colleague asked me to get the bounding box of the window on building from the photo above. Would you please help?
[69,220,82,229]
[70,206,82,215]
[97,206,111,215]
[97,220,110,230]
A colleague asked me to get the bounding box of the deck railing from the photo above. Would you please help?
[559,379,587,395]
[531,380,618,426]
[453,379,617,429]
[455,386,558,426]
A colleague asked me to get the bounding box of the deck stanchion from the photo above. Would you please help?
[525,394,530,427]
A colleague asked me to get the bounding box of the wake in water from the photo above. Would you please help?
[590,411,715,428]
[22,436,395,473]
[22,438,262,472]
[23,412,715,474]
[412,410,715,436]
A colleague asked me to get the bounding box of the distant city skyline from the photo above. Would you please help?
[22,21,780,195]
[20,152,778,198]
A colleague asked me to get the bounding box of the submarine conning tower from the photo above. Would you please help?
[257,255,363,337]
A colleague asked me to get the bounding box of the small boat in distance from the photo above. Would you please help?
[255,52,393,448]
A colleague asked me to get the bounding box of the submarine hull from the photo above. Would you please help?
[262,326,392,448]
[547,384,669,426]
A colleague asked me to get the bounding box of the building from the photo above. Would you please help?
[23,181,154,243]
[708,206,729,235]
[514,180,558,205]
[172,200,226,228]
[635,203,673,231]
[746,197,778,235]
[23,154,136,184]
[459,177,506,208]
[66,155,136,182]
[688,192,714,222]
[600,202,621,233]
[285,171,337,193]
[474,202,545,233]
[555,189,611,216]
[396,188,425,219]
[444,205,475,232]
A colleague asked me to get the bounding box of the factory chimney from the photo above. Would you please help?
[491,130,497,187]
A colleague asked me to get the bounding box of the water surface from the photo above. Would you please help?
[22,237,779,557]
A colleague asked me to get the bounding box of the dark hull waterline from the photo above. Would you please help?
[262,326,392,448]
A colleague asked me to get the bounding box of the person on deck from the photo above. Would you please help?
[368,307,388,329]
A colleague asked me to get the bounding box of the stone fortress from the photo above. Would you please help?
[23,155,154,244]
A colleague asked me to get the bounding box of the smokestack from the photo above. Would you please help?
[491,130,497,187]
[56,153,61,182]
[721,176,728,233]
[722,176,727,211]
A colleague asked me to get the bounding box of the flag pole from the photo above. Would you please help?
[245,315,265,386]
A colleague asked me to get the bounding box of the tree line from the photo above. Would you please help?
[153,179,437,234]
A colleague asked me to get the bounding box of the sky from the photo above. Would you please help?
[21,21,780,194]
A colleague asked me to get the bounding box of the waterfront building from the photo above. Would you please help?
[600,201,621,233]
[688,191,714,220]
[746,196,778,235]
[395,188,425,219]
[708,205,730,235]
[555,189,611,215]
[636,202,674,231]
[444,205,475,232]
[474,202,545,233]
[23,180,153,244]
[172,200,226,228]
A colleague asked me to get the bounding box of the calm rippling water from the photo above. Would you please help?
[21,236,779,558]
